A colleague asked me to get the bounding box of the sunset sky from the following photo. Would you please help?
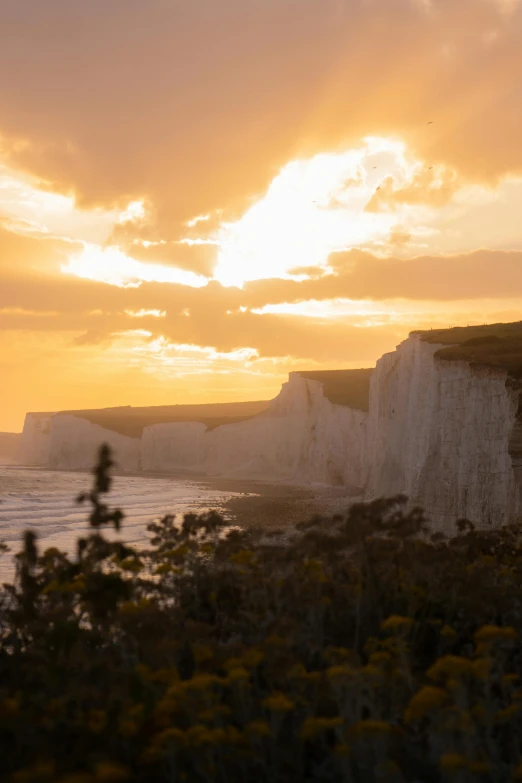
[2,0,522,431]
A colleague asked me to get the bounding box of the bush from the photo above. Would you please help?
[2,446,522,782]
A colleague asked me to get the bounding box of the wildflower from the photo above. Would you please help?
[441,624,457,638]
[323,647,353,664]
[229,550,255,566]
[495,704,521,723]
[514,762,522,780]
[262,693,294,712]
[348,720,394,738]
[227,666,250,683]
[300,716,343,740]
[404,686,447,724]
[472,658,492,680]
[381,615,413,632]
[242,649,264,669]
[246,721,271,738]
[475,625,517,644]
[326,664,355,683]
[335,743,351,757]
[439,753,466,771]
[94,762,130,781]
[428,656,473,681]
[119,556,143,573]
[185,673,222,691]
[154,727,186,748]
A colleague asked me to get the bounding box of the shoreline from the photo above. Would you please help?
[4,462,364,533]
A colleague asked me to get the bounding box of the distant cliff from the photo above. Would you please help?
[0,432,21,463]
[16,321,522,530]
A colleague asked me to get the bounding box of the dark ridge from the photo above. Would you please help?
[414,321,522,378]
[297,368,374,411]
[57,400,272,438]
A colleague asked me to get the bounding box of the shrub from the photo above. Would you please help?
[2,446,522,781]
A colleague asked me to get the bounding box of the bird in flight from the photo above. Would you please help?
[428,121,433,125]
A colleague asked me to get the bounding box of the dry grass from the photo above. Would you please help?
[298,368,374,411]
[415,321,522,377]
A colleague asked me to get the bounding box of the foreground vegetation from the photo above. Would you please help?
[3,449,522,781]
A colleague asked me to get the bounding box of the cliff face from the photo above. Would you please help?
[142,373,368,488]
[366,335,522,530]
[15,330,522,528]
[47,415,142,472]
[17,413,53,466]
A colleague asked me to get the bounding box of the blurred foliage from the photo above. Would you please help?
[3,446,522,781]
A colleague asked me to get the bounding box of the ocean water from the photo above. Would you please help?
[0,466,241,583]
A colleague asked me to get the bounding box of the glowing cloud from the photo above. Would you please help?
[213,137,436,288]
[62,244,209,288]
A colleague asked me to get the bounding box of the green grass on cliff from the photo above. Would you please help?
[415,321,522,378]
[298,368,374,411]
[60,400,272,439]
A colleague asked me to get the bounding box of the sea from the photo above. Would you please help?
[0,465,241,583]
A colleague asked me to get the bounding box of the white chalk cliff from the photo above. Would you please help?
[141,373,368,488]
[16,332,522,528]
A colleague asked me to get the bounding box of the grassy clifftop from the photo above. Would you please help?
[415,321,522,377]
[298,368,374,411]
[60,400,272,439]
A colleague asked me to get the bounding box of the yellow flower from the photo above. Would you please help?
[300,717,343,740]
[1,696,20,716]
[262,693,294,713]
[154,727,186,748]
[242,649,264,669]
[428,656,473,681]
[227,666,250,683]
[404,686,447,724]
[475,625,517,643]
[326,664,355,683]
[439,753,466,771]
[348,721,394,738]
[185,673,222,691]
[119,557,143,573]
[229,550,255,566]
[514,762,522,780]
[381,615,413,632]
[95,762,130,782]
[186,725,229,746]
[246,721,271,738]
[335,743,351,757]
[441,625,457,638]
[495,704,521,723]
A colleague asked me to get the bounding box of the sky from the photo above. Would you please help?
[2,0,522,431]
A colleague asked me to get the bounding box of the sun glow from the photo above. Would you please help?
[62,244,209,288]
[212,137,421,288]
